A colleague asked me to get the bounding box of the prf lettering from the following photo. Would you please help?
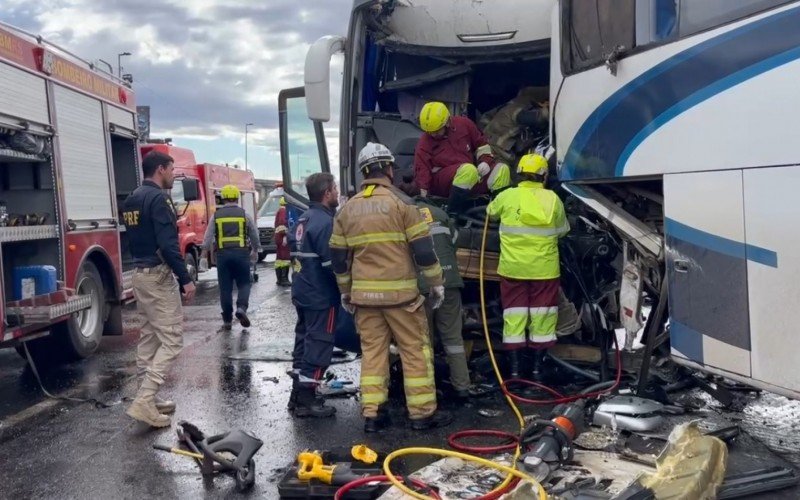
[123,210,140,226]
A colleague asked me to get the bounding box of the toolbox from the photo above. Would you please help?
[277,447,386,499]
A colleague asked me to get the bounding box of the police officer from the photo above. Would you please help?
[122,151,196,428]
[289,172,341,418]
[201,184,260,330]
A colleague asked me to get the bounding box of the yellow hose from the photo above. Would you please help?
[382,216,547,500]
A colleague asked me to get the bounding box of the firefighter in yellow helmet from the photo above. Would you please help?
[330,142,453,433]
[415,101,511,216]
[486,154,570,380]
[201,184,261,330]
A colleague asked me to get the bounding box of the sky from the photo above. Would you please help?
[3,0,351,180]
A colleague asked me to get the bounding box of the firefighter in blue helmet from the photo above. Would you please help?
[289,172,342,418]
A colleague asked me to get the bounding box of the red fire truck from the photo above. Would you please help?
[0,22,151,361]
[140,143,258,281]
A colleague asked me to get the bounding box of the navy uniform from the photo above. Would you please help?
[202,185,260,329]
[122,179,192,427]
[289,201,341,418]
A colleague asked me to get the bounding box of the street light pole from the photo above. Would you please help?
[245,123,254,171]
[117,51,131,78]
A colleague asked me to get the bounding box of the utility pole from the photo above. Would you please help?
[245,123,254,171]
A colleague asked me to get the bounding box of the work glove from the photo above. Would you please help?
[341,293,356,314]
[420,189,428,198]
[198,257,209,273]
[477,162,491,178]
[429,285,445,310]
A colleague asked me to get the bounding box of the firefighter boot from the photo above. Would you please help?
[507,349,521,379]
[411,410,454,431]
[530,348,547,382]
[293,384,336,418]
[275,268,282,286]
[446,186,472,219]
[364,404,391,433]
[127,379,171,428]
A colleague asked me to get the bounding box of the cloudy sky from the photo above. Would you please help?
[4,0,352,180]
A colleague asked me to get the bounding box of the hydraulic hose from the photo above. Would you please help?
[333,475,441,500]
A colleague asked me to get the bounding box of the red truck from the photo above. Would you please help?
[139,143,258,281]
[0,21,152,362]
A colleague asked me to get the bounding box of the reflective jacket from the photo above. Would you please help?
[486,181,569,280]
[214,205,248,250]
[330,177,444,307]
[291,202,340,309]
[414,199,463,290]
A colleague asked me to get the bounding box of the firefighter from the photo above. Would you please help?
[200,184,260,331]
[414,101,511,215]
[122,151,196,428]
[288,172,341,418]
[486,154,570,380]
[274,197,292,286]
[398,177,472,400]
[331,142,453,433]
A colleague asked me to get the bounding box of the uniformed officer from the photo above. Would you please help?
[200,184,260,331]
[398,177,472,400]
[122,151,195,428]
[289,172,341,418]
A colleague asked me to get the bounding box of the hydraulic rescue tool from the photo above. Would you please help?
[154,421,263,491]
[297,450,365,486]
[519,400,586,481]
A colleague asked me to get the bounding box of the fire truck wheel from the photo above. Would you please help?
[185,252,199,282]
[56,261,106,359]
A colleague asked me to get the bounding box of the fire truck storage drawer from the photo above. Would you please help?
[13,265,57,300]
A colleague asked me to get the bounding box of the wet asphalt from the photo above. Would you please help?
[0,260,799,499]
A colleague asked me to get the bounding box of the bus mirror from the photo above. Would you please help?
[305,35,346,122]
[182,178,200,202]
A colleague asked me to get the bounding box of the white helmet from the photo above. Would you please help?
[357,142,395,174]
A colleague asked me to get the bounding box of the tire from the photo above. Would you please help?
[257,251,268,262]
[54,260,107,359]
[185,251,198,282]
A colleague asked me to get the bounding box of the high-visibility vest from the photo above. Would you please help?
[486,181,570,280]
[215,204,247,250]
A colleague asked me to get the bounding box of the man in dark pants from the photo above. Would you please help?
[122,151,195,428]
[201,184,260,330]
[289,172,341,418]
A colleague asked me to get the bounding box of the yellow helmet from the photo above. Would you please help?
[419,102,450,133]
[221,184,240,200]
[279,197,286,206]
[517,154,548,176]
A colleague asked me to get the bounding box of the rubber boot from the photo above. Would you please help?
[364,404,391,433]
[507,349,521,379]
[126,379,171,428]
[530,348,547,382]
[446,186,472,219]
[275,268,282,285]
[293,384,336,418]
[280,268,292,286]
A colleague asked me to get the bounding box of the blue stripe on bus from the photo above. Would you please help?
[665,218,778,268]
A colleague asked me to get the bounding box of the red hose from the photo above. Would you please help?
[334,475,441,500]
[448,430,520,454]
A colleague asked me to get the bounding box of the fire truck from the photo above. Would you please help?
[140,143,258,281]
[0,22,153,362]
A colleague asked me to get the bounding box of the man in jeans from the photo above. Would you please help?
[201,184,260,330]
[122,151,196,428]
